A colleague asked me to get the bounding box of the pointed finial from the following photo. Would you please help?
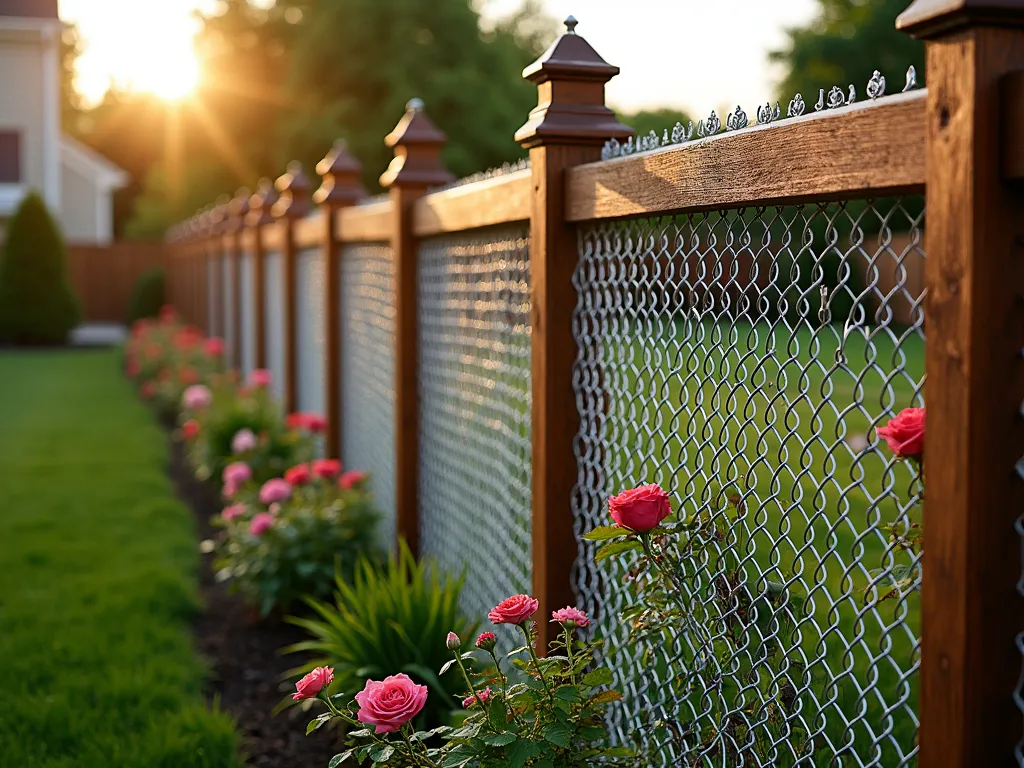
[565,15,578,34]
[903,65,917,92]
[407,97,424,113]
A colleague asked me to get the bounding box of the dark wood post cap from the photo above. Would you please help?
[273,161,313,219]
[897,0,1024,37]
[380,99,455,189]
[314,139,367,206]
[247,178,279,227]
[229,187,251,231]
[515,16,632,148]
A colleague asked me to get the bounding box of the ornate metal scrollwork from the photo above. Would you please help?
[787,93,806,117]
[726,105,748,131]
[671,121,694,143]
[815,88,825,111]
[757,102,781,124]
[846,84,856,105]
[867,70,886,99]
[827,86,846,109]
[697,110,721,138]
[903,65,917,92]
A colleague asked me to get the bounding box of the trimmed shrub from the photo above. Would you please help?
[126,268,166,324]
[0,192,80,345]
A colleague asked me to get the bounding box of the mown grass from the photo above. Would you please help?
[0,349,239,768]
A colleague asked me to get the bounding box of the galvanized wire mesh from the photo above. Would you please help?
[339,242,397,547]
[264,250,286,403]
[221,251,235,366]
[239,251,256,376]
[207,251,221,338]
[296,247,326,416]
[417,225,533,635]
[572,199,926,767]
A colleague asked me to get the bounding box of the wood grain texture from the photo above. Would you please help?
[293,209,328,250]
[566,90,927,222]
[252,221,267,369]
[918,25,1024,768]
[412,169,531,236]
[1003,70,1024,179]
[337,201,392,243]
[281,220,299,413]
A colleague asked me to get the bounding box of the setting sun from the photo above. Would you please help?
[60,0,214,104]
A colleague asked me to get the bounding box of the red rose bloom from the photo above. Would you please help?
[608,484,672,532]
[876,407,925,460]
[284,464,312,486]
[312,459,342,479]
[488,594,539,625]
[182,420,200,440]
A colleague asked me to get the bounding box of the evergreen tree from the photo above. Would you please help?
[0,193,81,345]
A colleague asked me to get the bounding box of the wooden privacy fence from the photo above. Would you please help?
[67,242,166,323]
[165,2,1024,766]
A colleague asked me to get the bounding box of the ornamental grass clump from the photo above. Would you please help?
[211,462,381,616]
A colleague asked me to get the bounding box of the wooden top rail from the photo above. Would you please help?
[293,209,328,250]
[337,199,393,243]
[566,89,927,222]
[412,168,531,236]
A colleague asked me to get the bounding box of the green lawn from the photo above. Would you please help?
[0,350,239,768]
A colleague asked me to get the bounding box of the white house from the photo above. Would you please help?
[0,0,127,244]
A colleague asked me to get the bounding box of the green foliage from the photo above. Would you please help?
[126,267,166,324]
[288,541,476,728]
[213,475,383,616]
[0,193,80,345]
[0,350,240,767]
[620,108,695,143]
[770,0,924,102]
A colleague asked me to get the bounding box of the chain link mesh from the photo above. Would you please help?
[264,250,286,403]
[339,242,397,547]
[417,225,533,636]
[240,251,256,376]
[221,250,235,366]
[296,248,326,416]
[572,200,926,767]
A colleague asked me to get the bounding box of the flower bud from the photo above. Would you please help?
[446,631,461,650]
[475,632,497,651]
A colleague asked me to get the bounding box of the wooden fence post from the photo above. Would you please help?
[515,16,632,650]
[248,179,279,371]
[315,140,367,460]
[380,99,454,557]
[208,202,228,342]
[896,2,1024,766]
[192,214,208,333]
[228,188,250,367]
[273,163,312,413]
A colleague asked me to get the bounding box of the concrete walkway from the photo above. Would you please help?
[70,323,127,347]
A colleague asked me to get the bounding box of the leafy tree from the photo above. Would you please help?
[0,193,80,345]
[770,0,924,105]
[126,267,166,324]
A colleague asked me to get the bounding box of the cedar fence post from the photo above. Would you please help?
[515,17,632,651]
[315,140,367,460]
[380,99,454,557]
[273,163,312,413]
[896,2,1024,766]
[248,179,279,371]
[228,188,250,367]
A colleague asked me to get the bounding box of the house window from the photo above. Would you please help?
[0,132,21,183]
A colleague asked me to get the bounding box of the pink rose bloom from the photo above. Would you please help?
[475,632,497,651]
[609,483,672,532]
[488,594,539,626]
[222,462,252,487]
[462,687,492,709]
[355,674,428,734]
[222,480,238,499]
[339,470,368,491]
[222,504,246,522]
[231,428,258,454]
[249,512,274,536]
[182,384,213,410]
[312,459,342,479]
[204,337,224,357]
[876,407,925,459]
[551,606,591,628]
[259,478,292,504]
[292,666,334,701]
[249,369,272,388]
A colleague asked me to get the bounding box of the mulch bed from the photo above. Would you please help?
[166,435,340,768]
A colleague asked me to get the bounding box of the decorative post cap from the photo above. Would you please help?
[229,187,251,230]
[272,161,313,219]
[515,16,633,148]
[380,99,455,188]
[314,139,367,206]
[897,0,1024,37]
[247,178,279,226]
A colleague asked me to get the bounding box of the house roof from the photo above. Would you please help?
[0,0,58,18]
[60,134,129,191]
